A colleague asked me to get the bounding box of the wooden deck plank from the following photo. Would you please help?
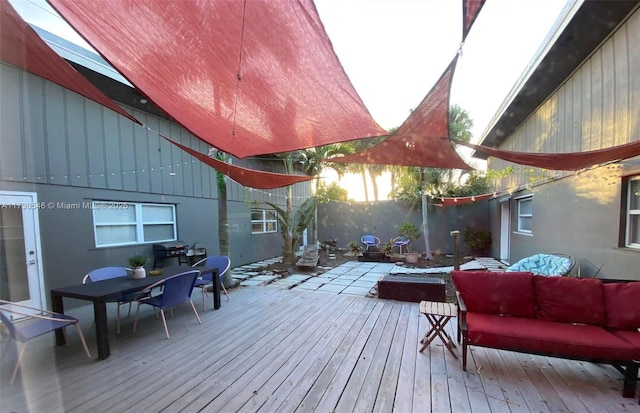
[253,300,377,413]
[392,302,420,413]
[291,300,387,413]
[229,296,365,412]
[312,300,392,413]
[3,285,640,413]
[333,301,398,412]
[373,302,411,413]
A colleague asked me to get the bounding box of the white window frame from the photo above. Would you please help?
[625,175,640,249]
[251,209,278,234]
[516,196,533,234]
[92,201,177,247]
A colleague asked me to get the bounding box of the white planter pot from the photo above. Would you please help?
[133,266,147,279]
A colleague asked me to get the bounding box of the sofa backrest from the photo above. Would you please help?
[533,276,605,326]
[451,271,536,318]
[603,282,640,330]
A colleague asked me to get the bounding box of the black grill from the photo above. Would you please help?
[153,241,187,268]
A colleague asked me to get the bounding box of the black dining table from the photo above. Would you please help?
[51,265,219,360]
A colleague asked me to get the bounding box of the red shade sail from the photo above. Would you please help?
[47,0,388,159]
[331,57,471,169]
[162,136,313,189]
[0,0,138,124]
[463,0,486,41]
[453,138,640,171]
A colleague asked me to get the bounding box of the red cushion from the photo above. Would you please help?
[611,330,640,359]
[534,276,605,326]
[603,282,640,330]
[452,271,535,318]
[466,313,636,361]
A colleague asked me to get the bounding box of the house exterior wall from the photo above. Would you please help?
[0,63,310,299]
[318,200,490,256]
[487,8,640,279]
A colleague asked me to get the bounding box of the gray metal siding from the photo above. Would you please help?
[486,9,640,278]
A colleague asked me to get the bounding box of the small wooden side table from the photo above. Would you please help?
[419,300,458,358]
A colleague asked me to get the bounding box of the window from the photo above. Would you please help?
[625,176,640,248]
[92,201,176,247]
[516,196,533,234]
[251,209,277,234]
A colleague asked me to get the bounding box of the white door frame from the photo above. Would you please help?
[0,191,46,310]
[499,199,511,262]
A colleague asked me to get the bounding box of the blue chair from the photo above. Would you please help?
[0,299,91,385]
[83,266,138,334]
[192,255,231,310]
[392,236,410,254]
[361,234,381,251]
[132,270,201,339]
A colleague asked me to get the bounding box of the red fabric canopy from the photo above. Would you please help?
[453,138,640,171]
[0,0,138,124]
[47,0,388,159]
[331,57,471,169]
[463,0,486,41]
[162,136,313,189]
[2,0,316,190]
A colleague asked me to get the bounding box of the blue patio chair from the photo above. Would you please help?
[192,256,231,310]
[0,299,91,385]
[361,234,381,251]
[83,266,140,334]
[132,270,201,339]
[392,236,410,254]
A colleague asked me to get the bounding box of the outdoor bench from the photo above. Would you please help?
[451,270,640,399]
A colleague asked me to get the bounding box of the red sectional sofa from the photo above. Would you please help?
[451,270,640,399]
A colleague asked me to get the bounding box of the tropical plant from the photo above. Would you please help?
[128,254,148,268]
[380,239,394,255]
[398,221,422,252]
[347,240,362,255]
[463,226,492,253]
[213,149,232,287]
[266,196,317,265]
[316,181,349,203]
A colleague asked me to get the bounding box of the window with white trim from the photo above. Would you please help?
[251,209,277,234]
[516,196,533,234]
[92,201,177,247]
[624,176,640,248]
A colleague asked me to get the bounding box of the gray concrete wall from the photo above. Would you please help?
[317,200,490,255]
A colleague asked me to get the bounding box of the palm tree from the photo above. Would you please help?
[299,144,352,243]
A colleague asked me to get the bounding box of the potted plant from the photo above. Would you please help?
[128,254,149,279]
[347,240,362,259]
[398,221,421,263]
[463,226,492,256]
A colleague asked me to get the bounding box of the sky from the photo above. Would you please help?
[9,0,574,201]
[314,0,573,140]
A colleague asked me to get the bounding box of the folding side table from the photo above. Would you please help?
[419,300,458,358]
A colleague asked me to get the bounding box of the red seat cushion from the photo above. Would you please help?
[452,271,535,318]
[603,282,640,330]
[534,276,605,326]
[610,330,640,359]
[466,313,636,361]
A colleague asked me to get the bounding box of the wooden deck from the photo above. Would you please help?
[2,285,640,412]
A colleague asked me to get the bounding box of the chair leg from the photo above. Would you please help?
[201,286,206,312]
[222,283,230,301]
[116,303,121,335]
[159,309,170,339]
[74,324,92,359]
[10,342,26,385]
[189,300,202,325]
[132,302,142,333]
